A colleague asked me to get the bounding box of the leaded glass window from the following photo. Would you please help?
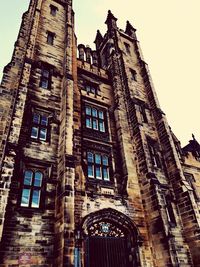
[87,152,110,181]
[31,113,49,142]
[85,106,106,132]
[20,170,43,208]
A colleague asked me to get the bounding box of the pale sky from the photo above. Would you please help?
[0,0,200,146]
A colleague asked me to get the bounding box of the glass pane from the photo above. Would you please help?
[41,78,49,89]
[34,172,43,187]
[31,127,39,139]
[96,166,102,179]
[99,121,105,132]
[92,108,98,117]
[93,119,98,130]
[102,156,109,166]
[41,116,48,126]
[86,117,92,128]
[50,6,57,16]
[98,111,104,119]
[95,154,101,164]
[47,34,54,45]
[24,170,33,185]
[33,113,40,124]
[85,106,91,115]
[43,69,49,78]
[88,165,94,178]
[21,189,30,207]
[87,152,94,163]
[31,190,40,208]
[91,87,96,94]
[39,128,47,141]
[86,85,90,93]
[103,167,110,181]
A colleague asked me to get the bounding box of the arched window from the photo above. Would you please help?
[20,170,43,208]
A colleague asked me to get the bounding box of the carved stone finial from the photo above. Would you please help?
[105,10,118,30]
[125,20,137,39]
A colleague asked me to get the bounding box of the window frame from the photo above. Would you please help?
[50,5,58,16]
[20,169,44,209]
[40,67,52,90]
[47,31,55,45]
[130,68,137,81]
[87,151,111,182]
[85,105,106,133]
[30,112,50,142]
[124,42,131,54]
[147,139,162,168]
[85,83,98,95]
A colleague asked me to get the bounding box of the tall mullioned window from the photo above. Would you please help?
[31,113,49,141]
[87,152,110,181]
[85,106,105,132]
[20,170,43,208]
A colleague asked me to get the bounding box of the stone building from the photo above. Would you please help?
[0,0,200,266]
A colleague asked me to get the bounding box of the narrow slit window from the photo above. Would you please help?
[40,68,51,89]
[130,68,137,81]
[47,32,55,45]
[50,5,58,16]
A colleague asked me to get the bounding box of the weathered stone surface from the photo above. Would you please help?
[0,1,199,267]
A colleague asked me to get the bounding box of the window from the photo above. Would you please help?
[87,152,110,181]
[31,113,49,141]
[148,140,161,168]
[40,68,51,89]
[86,84,97,94]
[139,105,148,123]
[50,5,58,16]
[185,173,200,202]
[85,106,106,132]
[20,170,43,208]
[130,68,137,81]
[124,42,131,54]
[165,196,177,227]
[47,31,55,45]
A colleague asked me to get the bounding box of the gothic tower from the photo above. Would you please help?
[0,1,200,266]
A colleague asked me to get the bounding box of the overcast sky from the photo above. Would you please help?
[0,0,200,146]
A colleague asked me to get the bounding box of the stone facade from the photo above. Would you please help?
[0,1,200,266]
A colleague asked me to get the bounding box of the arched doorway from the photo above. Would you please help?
[77,208,142,267]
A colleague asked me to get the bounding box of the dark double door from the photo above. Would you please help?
[85,236,130,267]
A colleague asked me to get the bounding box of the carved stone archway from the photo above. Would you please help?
[75,209,142,267]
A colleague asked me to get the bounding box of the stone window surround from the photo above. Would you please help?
[20,169,43,209]
[147,137,162,169]
[50,4,58,16]
[30,107,52,143]
[82,141,114,185]
[83,101,108,135]
[46,31,56,45]
[87,151,110,181]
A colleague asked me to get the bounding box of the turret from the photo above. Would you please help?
[105,10,118,31]
[85,45,92,64]
[94,30,103,50]
[78,44,85,61]
[125,20,137,40]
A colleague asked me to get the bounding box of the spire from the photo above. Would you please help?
[105,10,118,31]
[125,20,137,39]
[94,30,103,50]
